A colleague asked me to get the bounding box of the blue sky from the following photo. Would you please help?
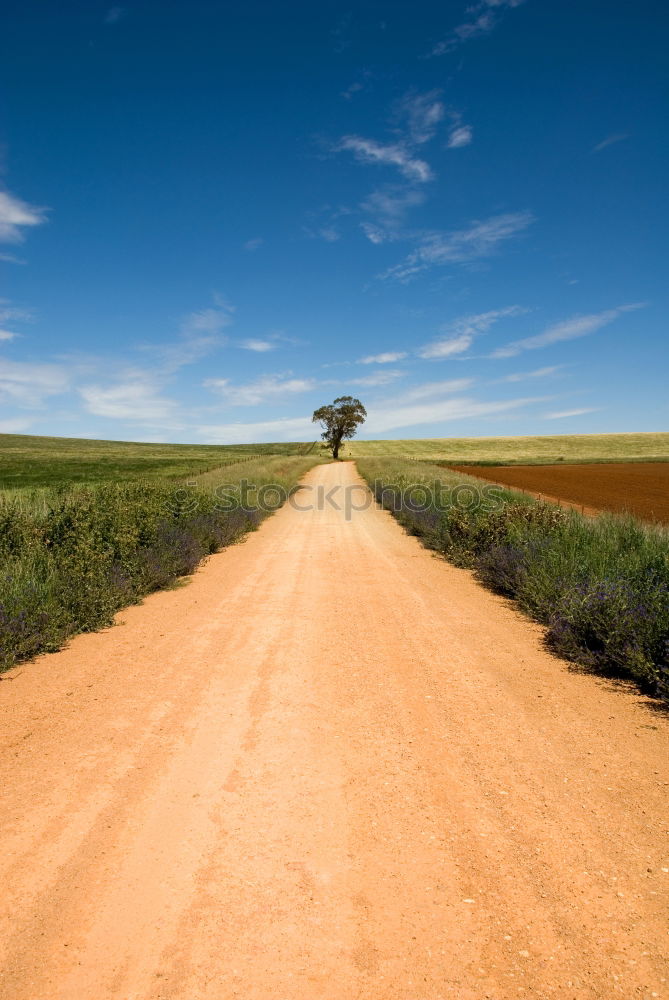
[1,0,667,443]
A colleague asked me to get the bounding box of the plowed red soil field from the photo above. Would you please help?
[449,462,669,523]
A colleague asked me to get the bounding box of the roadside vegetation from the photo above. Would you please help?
[0,452,321,672]
[357,456,669,697]
[345,431,669,464]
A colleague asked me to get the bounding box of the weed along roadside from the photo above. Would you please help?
[0,455,323,673]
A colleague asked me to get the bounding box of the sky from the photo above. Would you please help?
[0,0,667,444]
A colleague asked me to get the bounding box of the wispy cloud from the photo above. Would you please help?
[359,186,427,243]
[336,136,433,183]
[341,70,373,101]
[137,303,230,376]
[304,204,353,243]
[0,358,70,408]
[0,330,16,342]
[496,365,564,382]
[364,394,542,434]
[393,90,445,145]
[80,380,177,422]
[198,393,542,443]
[342,81,365,100]
[0,189,47,243]
[358,351,408,364]
[431,0,527,55]
[490,303,646,358]
[448,124,473,148]
[0,417,34,433]
[592,133,629,153]
[243,237,264,251]
[0,301,34,326]
[545,407,599,419]
[395,379,475,402]
[382,211,534,281]
[237,331,300,353]
[418,333,473,359]
[419,307,527,360]
[198,416,315,445]
[181,299,235,337]
[239,338,275,353]
[104,6,125,24]
[204,373,316,407]
[348,370,405,388]
[335,90,446,186]
[141,296,235,372]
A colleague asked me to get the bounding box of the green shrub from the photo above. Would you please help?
[0,456,320,672]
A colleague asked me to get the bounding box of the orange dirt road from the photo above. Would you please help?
[1,461,667,1000]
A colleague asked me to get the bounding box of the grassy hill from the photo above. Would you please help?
[0,433,316,489]
[2,431,668,491]
[344,432,669,465]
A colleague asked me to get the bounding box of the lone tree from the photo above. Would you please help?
[312,396,367,460]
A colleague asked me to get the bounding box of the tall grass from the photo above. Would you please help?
[358,457,669,696]
[0,456,322,672]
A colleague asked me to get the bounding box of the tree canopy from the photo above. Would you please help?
[312,396,367,459]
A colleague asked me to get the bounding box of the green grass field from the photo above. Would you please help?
[3,432,668,490]
[0,433,317,489]
[344,432,669,464]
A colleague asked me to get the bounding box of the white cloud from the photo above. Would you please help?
[490,303,646,358]
[358,351,408,364]
[244,237,264,251]
[0,358,69,408]
[304,204,353,244]
[361,222,387,244]
[545,408,599,419]
[432,0,527,54]
[0,330,16,341]
[140,297,235,374]
[592,133,629,153]
[0,190,47,243]
[396,379,475,402]
[198,416,315,444]
[80,380,177,421]
[204,374,316,406]
[336,136,433,183]
[0,417,33,433]
[419,306,526,359]
[394,90,445,145]
[199,391,541,442]
[364,394,542,434]
[361,187,426,224]
[181,300,234,337]
[349,370,405,388]
[497,365,564,382]
[0,301,33,325]
[448,125,473,148]
[360,187,427,242]
[382,212,534,281]
[419,333,473,359]
[239,338,275,353]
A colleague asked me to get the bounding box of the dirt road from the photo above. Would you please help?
[1,461,667,1000]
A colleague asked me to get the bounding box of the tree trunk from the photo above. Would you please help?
[332,442,340,459]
